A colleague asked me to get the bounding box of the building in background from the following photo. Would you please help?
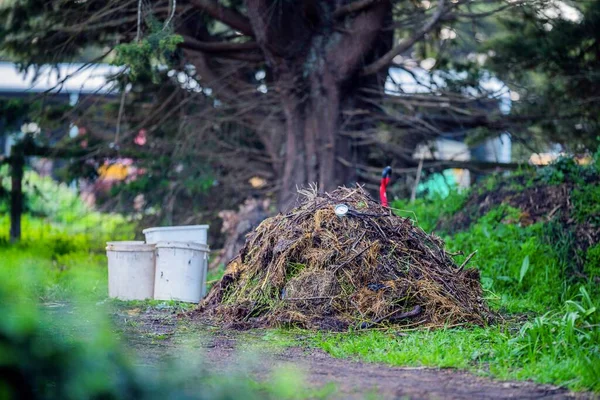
[0,62,142,206]
[0,61,119,161]
[387,66,513,196]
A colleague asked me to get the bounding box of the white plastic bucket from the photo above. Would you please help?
[106,241,156,300]
[153,241,210,303]
[142,225,209,245]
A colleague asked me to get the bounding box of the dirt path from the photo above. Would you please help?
[115,307,595,400]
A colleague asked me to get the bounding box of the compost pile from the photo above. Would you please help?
[201,186,494,330]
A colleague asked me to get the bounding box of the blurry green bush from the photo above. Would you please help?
[0,166,135,249]
[0,263,323,399]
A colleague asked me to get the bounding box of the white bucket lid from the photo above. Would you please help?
[154,241,210,252]
[142,225,209,234]
[106,241,155,252]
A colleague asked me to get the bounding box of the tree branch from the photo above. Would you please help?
[180,35,264,61]
[188,50,263,62]
[188,0,253,36]
[181,36,259,52]
[337,157,531,184]
[333,0,383,19]
[326,1,390,79]
[445,1,526,20]
[361,0,446,76]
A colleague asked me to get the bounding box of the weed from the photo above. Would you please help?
[585,244,600,278]
[571,185,600,225]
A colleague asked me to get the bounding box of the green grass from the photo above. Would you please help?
[0,188,135,303]
[1,158,599,393]
[392,189,466,233]
[447,207,575,313]
[313,286,600,391]
[309,160,600,392]
[0,219,337,399]
[0,242,108,303]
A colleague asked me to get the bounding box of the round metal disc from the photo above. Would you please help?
[334,203,349,217]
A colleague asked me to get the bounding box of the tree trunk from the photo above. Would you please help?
[246,0,392,210]
[278,69,342,209]
[277,70,390,210]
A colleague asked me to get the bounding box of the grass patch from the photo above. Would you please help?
[107,298,198,313]
[2,157,599,393]
[315,160,600,392]
[313,307,599,391]
[0,243,108,303]
[312,285,599,391]
[446,206,572,313]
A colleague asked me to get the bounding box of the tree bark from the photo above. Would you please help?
[278,69,342,209]
[248,0,392,209]
[279,87,308,208]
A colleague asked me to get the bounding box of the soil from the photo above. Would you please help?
[442,183,574,232]
[113,305,597,400]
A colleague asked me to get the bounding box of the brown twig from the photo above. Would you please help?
[458,251,477,271]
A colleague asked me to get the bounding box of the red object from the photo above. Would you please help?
[380,166,392,207]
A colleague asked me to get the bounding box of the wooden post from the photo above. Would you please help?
[409,157,424,203]
[9,144,24,242]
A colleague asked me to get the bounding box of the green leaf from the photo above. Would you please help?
[519,255,530,284]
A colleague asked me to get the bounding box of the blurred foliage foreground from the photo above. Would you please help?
[0,154,599,397]
[0,173,312,399]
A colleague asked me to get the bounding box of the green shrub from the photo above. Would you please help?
[585,244,600,277]
[571,185,600,226]
[446,206,568,313]
[0,167,136,251]
[0,166,87,219]
[537,156,598,186]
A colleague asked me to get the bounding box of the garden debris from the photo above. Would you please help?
[211,198,272,269]
[199,186,494,330]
